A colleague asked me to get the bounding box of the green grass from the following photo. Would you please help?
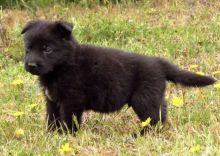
[0,1,220,155]
[0,0,142,9]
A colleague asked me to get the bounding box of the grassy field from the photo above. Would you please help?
[0,1,220,155]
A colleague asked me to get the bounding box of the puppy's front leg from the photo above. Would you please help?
[46,99,61,131]
[60,104,83,134]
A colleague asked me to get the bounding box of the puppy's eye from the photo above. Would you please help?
[26,45,32,53]
[43,45,53,54]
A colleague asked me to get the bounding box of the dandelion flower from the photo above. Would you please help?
[15,128,24,138]
[59,143,74,155]
[171,97,184,107]
[11,79,24,86]
[141,117,151,127]
[29,103,38,109]
[196,71,205,76]
[190,144,201,153]
[13,111,25,117]
[189,64,198,69]
[214,83,220,89]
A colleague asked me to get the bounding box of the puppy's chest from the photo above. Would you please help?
[44,85,58,102]
[42,79,83,102]
[44,87,53,101]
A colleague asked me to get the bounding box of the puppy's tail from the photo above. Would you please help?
[159,59,216,87]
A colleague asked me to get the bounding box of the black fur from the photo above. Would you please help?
[22,20,216,134]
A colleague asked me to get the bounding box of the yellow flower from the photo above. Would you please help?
[171,97,184,107]
[13,111,25,117]
[196,71,205,76]
[189,64,198,69]
[11,79,24,86]
[212,71,220,75]
[141,117,151,127]
[14,128,24,138]
[214,82,220,89]
[190,144,201,153]
[59,143,74,155]
[29,103,38,109]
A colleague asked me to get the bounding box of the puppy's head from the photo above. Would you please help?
[21,20,74,75]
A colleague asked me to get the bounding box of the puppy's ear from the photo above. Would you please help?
[21,20,39,34]
[54,21,73,39]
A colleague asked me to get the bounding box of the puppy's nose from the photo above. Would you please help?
[27,62,38,69]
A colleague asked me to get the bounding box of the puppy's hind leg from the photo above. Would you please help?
[130,88,167,135]
[161,98,167,124]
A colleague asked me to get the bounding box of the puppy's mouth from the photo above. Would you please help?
[25,65,43,75]
[27,69,41,75]
[25,67,41,75]
[25,65,52,76]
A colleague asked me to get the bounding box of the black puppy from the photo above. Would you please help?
[21,20,215,134]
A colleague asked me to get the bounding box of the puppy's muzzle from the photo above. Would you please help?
[25,62,41,75]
